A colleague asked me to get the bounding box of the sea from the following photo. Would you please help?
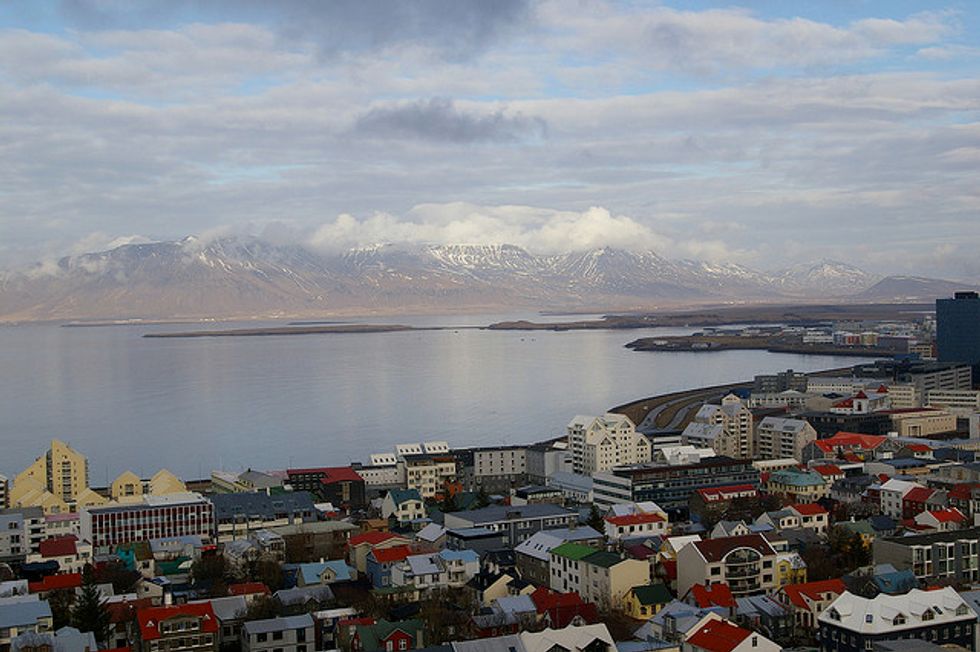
[0,313,874,484]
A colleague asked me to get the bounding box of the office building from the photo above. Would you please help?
[873,527,980,585]
[81,492,213,548]
[443,504,577,547]
[937,292,980,375]
[211,491,317,542]
[593,457,759,510]
[754,369,808,394]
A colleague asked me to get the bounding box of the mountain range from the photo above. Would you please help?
[0,236,972,321]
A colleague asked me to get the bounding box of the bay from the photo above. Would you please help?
[0,314,872,484]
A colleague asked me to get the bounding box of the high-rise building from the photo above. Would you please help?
[567,413,652,475]
[937,291,980,379]
[9,440,108,514]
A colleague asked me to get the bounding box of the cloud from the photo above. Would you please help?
[308,203,672,255]
[353,98,546,143]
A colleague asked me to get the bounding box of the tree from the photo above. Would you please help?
[442,492,460,513]
[191,553,228,585]
[586,504,605,533]
[72,572,111,644]
[241,593,281,621]
[475,487,491,509]
[249,559,284,592]
[48,588,75,629]
[419,587,475,644]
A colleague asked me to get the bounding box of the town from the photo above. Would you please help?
[2,292,980,652]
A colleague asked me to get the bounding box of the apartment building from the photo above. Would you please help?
[567,413,651,475]
[753,417,817,461]
[879,479,924,519]
[285,467,366,510]
[0,474,7,509]
[443,504,577,547]
[81,493,213,548]
[513,528,604,586]
[242,614,314,652]
[873,527,980,585]
[776,578,847,634]
[818,588,975,652]
[764,469,828,504]
[927,389,980,415]
[458,446,529,493]
[754,369,808,393]
[691,395,753,459]
[210,491,317,543]
[549,543,650,612]
[9,439,107,515]
[381,489,426,525]
[0,507,45,563]
[677,534,779,598]
[401,455,458,499]
[593,457,760,510]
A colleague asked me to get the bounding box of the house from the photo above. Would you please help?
[0,599,54,651]
[634,600,726,644]
[286,467,366,510]
[190,595,249,650]
[528,587,598,628]
[24,535,92,573]
[390,549,479,592]
[27,573,82,597]
[296,559,357,587]
[901,486,936,519]
[734,594,792,642]
[381,490,426,526]
[520,623,614,652]
[347,531,411,574]
[765,468,828,503]
[603,502,668,542]
[623,583,673,620]
[801,432,891,463]
[689,485,759,522]
[818,588,976,652]
[787,503,830,535]
[467,571,515,606]
[710,521,750,539]
[136,602,220,652]
[879,479,924,519]
[346,618,424,652]
[414,523,446,549]
[365,545,414,589]
[471,595,538,638]
[514,528,604,587]
[242,614,314,652]
[683,618,780,652]
[9,626,97,652]
[548,543,650,612]
[677,534,778,598]
[755,509,801,532]
[913,508,967,532]
[776,578,847,634]
[684,583,736,615]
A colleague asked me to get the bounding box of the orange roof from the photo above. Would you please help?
[370,544,413,563]
[29,572,82,593]
[927,508,967,523]
[812,464,843,476]
[905,444,932,453]
[138,603,218,641]
[689,583,735,608]
[605,513,665,526]
[782,579,846,609]
[349,531,401,547]
[687,619,751,652]
[813,432,887,453]
[695,485,757,502]
[790,503,828,516]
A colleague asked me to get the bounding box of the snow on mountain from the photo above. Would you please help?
[0,236,903,321]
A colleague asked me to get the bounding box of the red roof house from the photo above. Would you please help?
[686,619,759,652]
[28,572,82,594]
[687,583,736,610]
[529,587,598,628]
[38,536,79,558]
[137,603,218,642]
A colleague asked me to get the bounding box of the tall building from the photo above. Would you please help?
[9,440,107,514]
[753,417,817,461]
[937,292,980,376]
[691,394,753,458]
[753,369,808,393]
[0,474,7,509]
[567,413,651,475]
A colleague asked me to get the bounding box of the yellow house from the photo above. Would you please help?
[623,584,673,620]
[111,470,145,503]
[776,552,808,587]
[837,520,875,548]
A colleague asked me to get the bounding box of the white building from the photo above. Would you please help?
[567,413,651,475]
[603,502,668,542]
[879,478,924,518]
[691,394,752,459]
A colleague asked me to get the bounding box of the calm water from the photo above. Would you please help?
[0,314,872,483]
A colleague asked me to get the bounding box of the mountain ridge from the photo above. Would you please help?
[0,236,967,322]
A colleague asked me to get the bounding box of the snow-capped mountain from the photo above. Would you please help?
[0,236,934,321]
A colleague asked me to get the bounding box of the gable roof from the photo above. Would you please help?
[387,489,423,505]
[38,536,78,558]
[28,573,82,593]
[812,432,887,453]
[370,545,414,564]
[781,579,846,609]
[349,531,403,547]
[689,583,735,608]
[692,534,775,563]
[137,603,218,641]
[686,619,751,652]
[605,512,665,527]
[790,503,828,517]
[629,583,672,606]
[903,486,935,503]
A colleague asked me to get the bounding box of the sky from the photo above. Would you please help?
[0,1,978,277]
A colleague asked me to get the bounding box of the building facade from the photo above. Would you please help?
[753,417,817,461]
[81,493,214,548]
[567,413,651,475]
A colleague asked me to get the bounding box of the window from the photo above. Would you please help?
[273,630,284,640]
[257,633,268,642]
[400,640,409,650]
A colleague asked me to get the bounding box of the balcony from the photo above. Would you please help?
[726,565,760,578]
